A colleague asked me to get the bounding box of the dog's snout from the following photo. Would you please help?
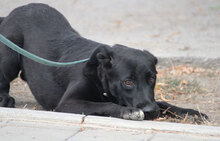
[142,105,159,113]
[137,103,159,113]
[141,103,160,120]
[136,103,147,109]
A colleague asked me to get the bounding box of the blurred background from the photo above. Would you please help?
[0,0,219,126]
[1,0,220,58]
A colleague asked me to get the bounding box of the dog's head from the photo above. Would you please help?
[84,44,160,120]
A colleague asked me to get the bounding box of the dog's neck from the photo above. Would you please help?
[87,77,117,103]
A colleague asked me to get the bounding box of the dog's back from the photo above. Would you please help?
[0,17,4,24]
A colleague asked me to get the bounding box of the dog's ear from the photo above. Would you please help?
[83,45,113,77]
[143,50,158,65]
[88,45,113,67]
[153,56,158,65]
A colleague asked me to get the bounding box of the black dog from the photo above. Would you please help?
[0,3,207,121]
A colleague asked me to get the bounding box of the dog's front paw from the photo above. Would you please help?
[120,107,144,121]
[176,109,209,124]
[188,111,209,123]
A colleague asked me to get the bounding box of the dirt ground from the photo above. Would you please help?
[154,64,220,126]
[9,64,220,126]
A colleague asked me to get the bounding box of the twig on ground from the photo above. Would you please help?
[196,105,210,125]
[23,104,27,109]
[160,91,171,102]
[182,112,188,123]
[160,108,185,120]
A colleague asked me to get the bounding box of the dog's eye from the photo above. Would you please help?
[124,80,133,86]
[122,80,134,90]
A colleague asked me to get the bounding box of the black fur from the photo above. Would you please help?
[0,17,4,24]
[0,3,208,121]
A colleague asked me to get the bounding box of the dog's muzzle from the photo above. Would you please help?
[142,104,160,120]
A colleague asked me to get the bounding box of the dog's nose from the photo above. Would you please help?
[142,104,159,113]
[137,103,160,120]
[136,103,159,113]
[142,104,160,120]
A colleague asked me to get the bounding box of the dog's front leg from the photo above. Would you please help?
[156,101,208,123]
[54,81,144,120]
[55,99,144,120]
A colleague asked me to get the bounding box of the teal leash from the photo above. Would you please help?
[0,34,89,67]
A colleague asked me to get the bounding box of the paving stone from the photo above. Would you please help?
[68,128,153,141]
[151,132,220,141]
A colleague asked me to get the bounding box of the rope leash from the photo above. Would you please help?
[0,34,89,67]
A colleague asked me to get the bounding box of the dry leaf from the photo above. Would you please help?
[181,80,188,85]
[157,82,167,87]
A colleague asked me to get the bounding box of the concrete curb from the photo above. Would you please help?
[0,107,84,126]
[1,107,220,137]
[84,115,220,136]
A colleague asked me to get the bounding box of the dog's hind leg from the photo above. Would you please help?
[0,24,23,107]
[0,47,20,107]
[0,37,22,107]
